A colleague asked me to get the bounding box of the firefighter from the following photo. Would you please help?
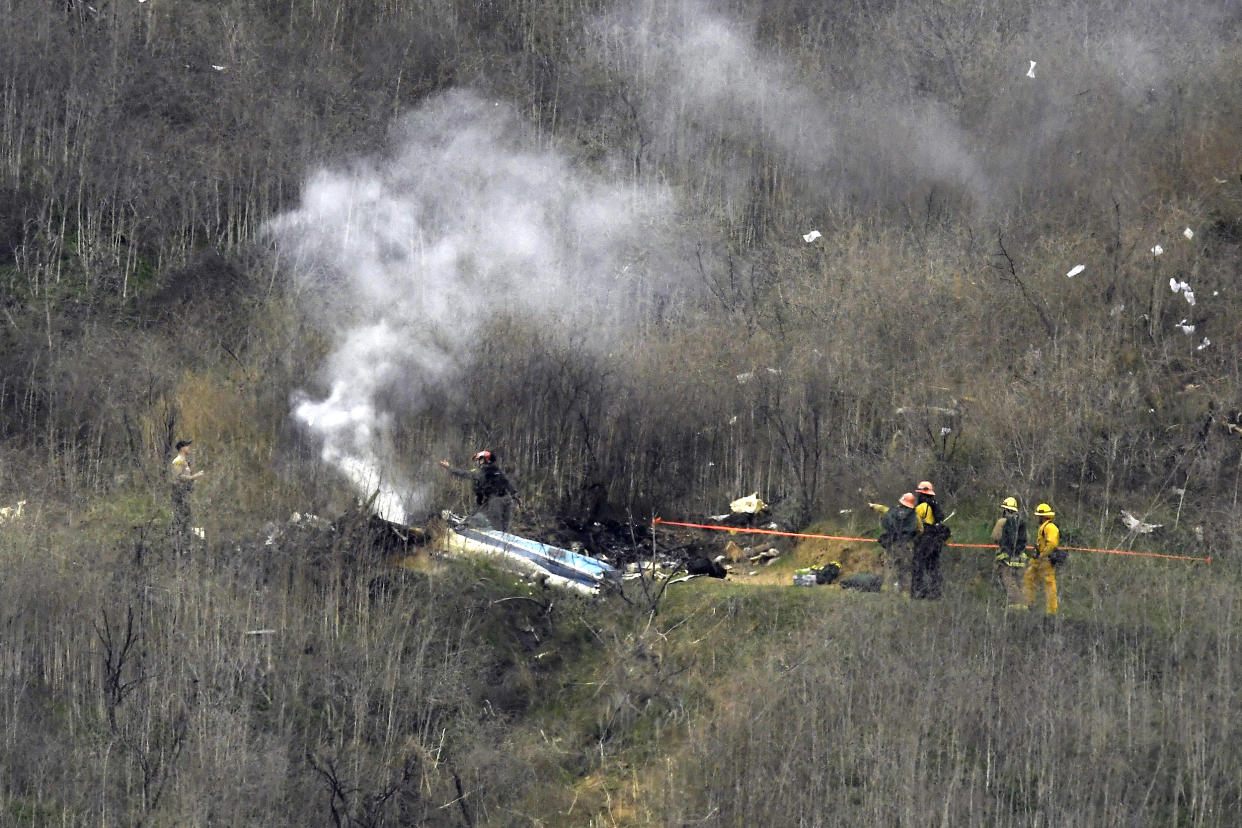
[991,496,1028,609]
[870,493,921,595]
[911,480,949,599]
[438,450,521,530]
[1024,502,1063,615]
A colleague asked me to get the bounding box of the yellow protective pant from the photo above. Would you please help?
[1024,557,1058,615]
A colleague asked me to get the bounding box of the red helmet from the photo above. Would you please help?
[473,450,493,463]
[899,492,916,508]
[916,480,935,495]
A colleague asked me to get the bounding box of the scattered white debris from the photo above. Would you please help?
[1176,319,1195,334]
[802,230,822,243]
[766,367,782,375]
[736,372,753,384]
[728,415,738,425]
[748,570,759,576]
[211,65,226,72]
[1151,244,1163,256]
[1197,337,1211,351]
[1066,264,1085,278]
[1169,278,1196,305]
[1183,227,1194,240]
[192,527,206,539]
[0,500,26,525]
[940,426,952,436]
[1171,487,1186,496]
[1121,510,1162,534]
[1110,303,1125,317]
[839,508,853,514]
[1026,60,1037,78]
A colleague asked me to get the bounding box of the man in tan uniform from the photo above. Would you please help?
[171,439,204,546]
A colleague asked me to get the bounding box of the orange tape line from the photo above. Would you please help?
[650,518,1211,563]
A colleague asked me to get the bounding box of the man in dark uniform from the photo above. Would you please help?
[870,493,920,595]
[438,450,520,530]
[911,480,949,599]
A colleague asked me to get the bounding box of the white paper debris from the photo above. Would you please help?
[1197,337,1211,351]
[802,230,822,243]
[1151,245,1163,256]
[940,426,952,436]
[736,372,753,384]
[1169,278,1196,305]
[1026,60,1037,78]
[1109,303,1125,317]
[211,65,226,72]
[1176,319,1195,334]
[1183,227,1194,240]
[1121,511,1162,534]
[1066,264,1085,278]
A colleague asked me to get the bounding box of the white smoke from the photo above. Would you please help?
[596,0,999,212]
[596,0,836,190]
[268,89,670,523]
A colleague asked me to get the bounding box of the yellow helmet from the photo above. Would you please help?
[1001,496,1018,512]
[1035,503,1055,518]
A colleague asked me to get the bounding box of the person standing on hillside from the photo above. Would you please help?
[439,449,521,530]
[170,439,204,547]
[991,496,1028,609]
[1024,502,1063,616]
[870,492,921,596]
[911,480,949,599]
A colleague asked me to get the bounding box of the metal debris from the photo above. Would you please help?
[1120,511,1162,534]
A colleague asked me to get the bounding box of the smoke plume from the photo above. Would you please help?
[267,90,669,522]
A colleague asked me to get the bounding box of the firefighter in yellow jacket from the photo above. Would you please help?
[1024,503,1063,615]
